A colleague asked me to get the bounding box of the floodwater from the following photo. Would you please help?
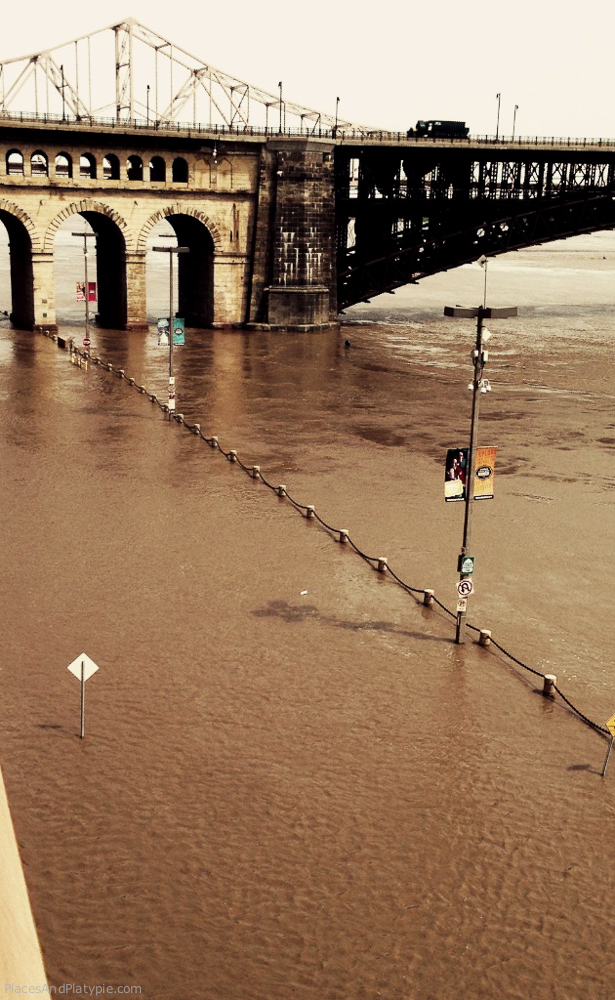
[0,227,615,999]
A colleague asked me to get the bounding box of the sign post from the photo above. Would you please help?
[444,294,517,643]
[66,653,99,739]
[153,242,190,419]
[72,231,97,355]
[601,714,615,776]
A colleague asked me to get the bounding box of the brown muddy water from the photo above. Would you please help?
[1,229,615,999]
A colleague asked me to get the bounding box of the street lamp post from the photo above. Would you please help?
[153,244,190,419]
[512,104,519,140]
[146,85,150,124]
[495,93,501,140]
[278,81,283,132]
[444,292,517,643]
[72,230,97,354]
[334,96,340,137]
[61,64,66,119]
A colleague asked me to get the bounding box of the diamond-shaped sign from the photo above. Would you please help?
[605,713,615,738]
[67,652,99,682]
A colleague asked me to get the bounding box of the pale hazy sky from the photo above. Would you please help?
[1,0,613,139]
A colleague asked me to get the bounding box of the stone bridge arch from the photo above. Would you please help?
[46,200,133,329]
[0,199,41,328]
[140,205,221,328]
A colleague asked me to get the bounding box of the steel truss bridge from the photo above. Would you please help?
[3,20,615,316]
[335,139,615,309]
[0,17,368,133]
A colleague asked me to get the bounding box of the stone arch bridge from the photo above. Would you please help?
[2,115,615,333]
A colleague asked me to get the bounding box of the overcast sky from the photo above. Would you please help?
[0,0,613,139]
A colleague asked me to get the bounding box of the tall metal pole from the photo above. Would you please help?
[168,252,174,420]
[512,104,519,140]
[334,96,340,137]
[153,243,189,418]
[61,64,66,119]
[444,297,517,643]
[72,230,96,355]
[278,81,283,132]
[495,92,501,140]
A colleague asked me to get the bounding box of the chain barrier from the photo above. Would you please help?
[47,333,609,739]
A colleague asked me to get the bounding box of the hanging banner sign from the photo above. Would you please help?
[173,318,185,346]
[445,447,497,501]
[157,318,170,345]
[474,446,497,500]
[445,448,468,501]
[87,281,97,302]
[76,281,85,302]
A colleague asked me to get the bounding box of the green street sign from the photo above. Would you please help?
[458,555,475,575]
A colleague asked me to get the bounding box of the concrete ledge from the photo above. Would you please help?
[244,321,339,333]
[0,766,48,989]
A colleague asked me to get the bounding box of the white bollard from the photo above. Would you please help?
[543,674,557,698]
[377,557,388,573]
[423,589,434,606]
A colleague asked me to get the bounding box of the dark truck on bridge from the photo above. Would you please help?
[408,120,470,138]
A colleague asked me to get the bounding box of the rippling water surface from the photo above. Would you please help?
[0,228,614,998]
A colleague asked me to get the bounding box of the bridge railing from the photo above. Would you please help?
[1,109,615,148]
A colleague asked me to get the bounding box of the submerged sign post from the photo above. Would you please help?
[601,714,615,777]
[444,294,517,643]
[153,243,190,419]
[66,652,99,739]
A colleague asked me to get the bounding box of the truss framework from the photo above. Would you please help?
[0,17,370,134]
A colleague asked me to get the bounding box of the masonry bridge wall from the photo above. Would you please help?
[0,123,338,333]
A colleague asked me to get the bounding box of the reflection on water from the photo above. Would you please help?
[0,230,614,998]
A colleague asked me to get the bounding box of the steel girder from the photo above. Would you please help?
[336,146,615,309]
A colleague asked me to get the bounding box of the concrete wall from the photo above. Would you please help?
[0,766,48,989]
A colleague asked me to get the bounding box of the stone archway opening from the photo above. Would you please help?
[167,213,215,328]
[53,212,127,329]
[0,210,34,329]
[145,213,215,329]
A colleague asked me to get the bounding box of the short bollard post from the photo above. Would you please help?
[175,413,184,424]
[229,449,237,462]
[543,674,557,698]
[127,376,135,385]
[277,484,287,497]
[193,423,200,435]
[306,505,315,518]
[377,557,388,573]
[339,529,349,544]
[423,589,434,607]
[151,394,158,403]
[211,436,219,449]
[479,629,492,647]
[252,465,260,480]
[118,369,125,378]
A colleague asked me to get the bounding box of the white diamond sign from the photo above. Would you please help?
[67,652,99,682]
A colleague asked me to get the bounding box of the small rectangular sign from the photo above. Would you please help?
[456,599,467,613]
[87,281,97,302]
[76,281,85,302]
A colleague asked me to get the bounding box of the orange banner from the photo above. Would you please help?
[473,446,497,499]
